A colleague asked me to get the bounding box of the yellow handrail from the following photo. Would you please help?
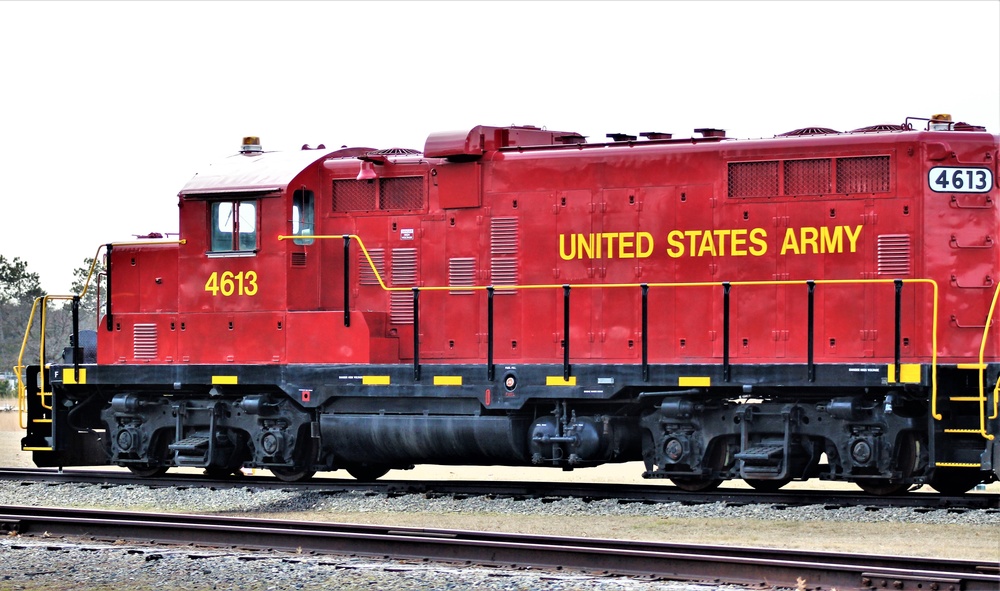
[14,296,43,430]
[280,233,944,422]
[14,239,185,430]
[979,283,1000,421]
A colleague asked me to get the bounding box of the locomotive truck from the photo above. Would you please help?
[16,114,1000,494]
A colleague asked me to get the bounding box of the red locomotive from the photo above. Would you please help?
[17,114,1000,494]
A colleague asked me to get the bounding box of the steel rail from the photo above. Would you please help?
[1,468,997,511]
[1,505,997,591]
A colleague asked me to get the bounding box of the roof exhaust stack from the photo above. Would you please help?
[694,128,726,138]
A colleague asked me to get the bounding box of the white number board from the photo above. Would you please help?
[928,166,993,193]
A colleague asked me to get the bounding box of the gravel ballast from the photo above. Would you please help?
[1,480,998,591]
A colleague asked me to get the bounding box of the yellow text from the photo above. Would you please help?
[205,270,259,297]
[666,228,769,258]
[559,232,655,260]
[779,225,862,255]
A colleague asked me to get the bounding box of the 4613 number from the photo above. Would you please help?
[928,166,993,193]
[205,271,258,296]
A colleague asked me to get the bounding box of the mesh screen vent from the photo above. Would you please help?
[333,179,376,211]
[133,324,158,360]
[291,252,306,267]
[379,177,424,210]
[877,234,911,275]
[784,159,832,195]
[728,161,779,197]
[837,156,890,193]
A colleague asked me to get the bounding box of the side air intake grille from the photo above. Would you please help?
[133,324,158,360]
[784,159,831,195]
[728,161,779,198]
[379,177,425,210]
[730,155,892,197]
[449,257,476,294]
[877,234,911,275]
[490,217,518,292]
[836,156,890,193]
[359,248,385,286]
[390,248,418,324]
[333,179,376,211]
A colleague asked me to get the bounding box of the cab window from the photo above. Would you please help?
[291,189,314,245]
[211,200,257,252]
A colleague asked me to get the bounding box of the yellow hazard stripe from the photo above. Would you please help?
[433,376,463,386]
[546,376,577,386]
[887,364,921,384]
[63,368,87,385]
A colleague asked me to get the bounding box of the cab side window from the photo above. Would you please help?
[211,200,257,252]
[291,189,314,245]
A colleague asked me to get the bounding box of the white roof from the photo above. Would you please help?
[179,149,336,196]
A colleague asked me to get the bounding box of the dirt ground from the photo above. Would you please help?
[2,410,998,562]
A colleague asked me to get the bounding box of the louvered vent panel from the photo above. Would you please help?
[784,159,831,195]
[491,217,518,293]
[728,161,779,197]
[133,324,158,360]
[390,292,413,324]
[491,217,518,255]
[390,248,418,323]
[877,234,911,275]
[449,257,476,294]
[836,156,890,193]
[333,179,376,211]
[359,248,385,286]
[290,252,307,267]
[391,248,418,285]
[379,177,425,210]
[491,259,518,291]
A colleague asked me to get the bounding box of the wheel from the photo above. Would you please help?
[346,464,391,482]
[744,478,791,492]
[854,432,923,496]
[127,465,168,478]
[270,467,316,483]
[670,477,723,492]
[856,480,910,496]
[928,468,983,495]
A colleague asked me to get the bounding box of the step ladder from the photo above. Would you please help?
[169,436,212,467]
[934,364,997,469]
[18,365,55,456]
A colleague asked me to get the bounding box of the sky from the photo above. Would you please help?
[0,0,997,294]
